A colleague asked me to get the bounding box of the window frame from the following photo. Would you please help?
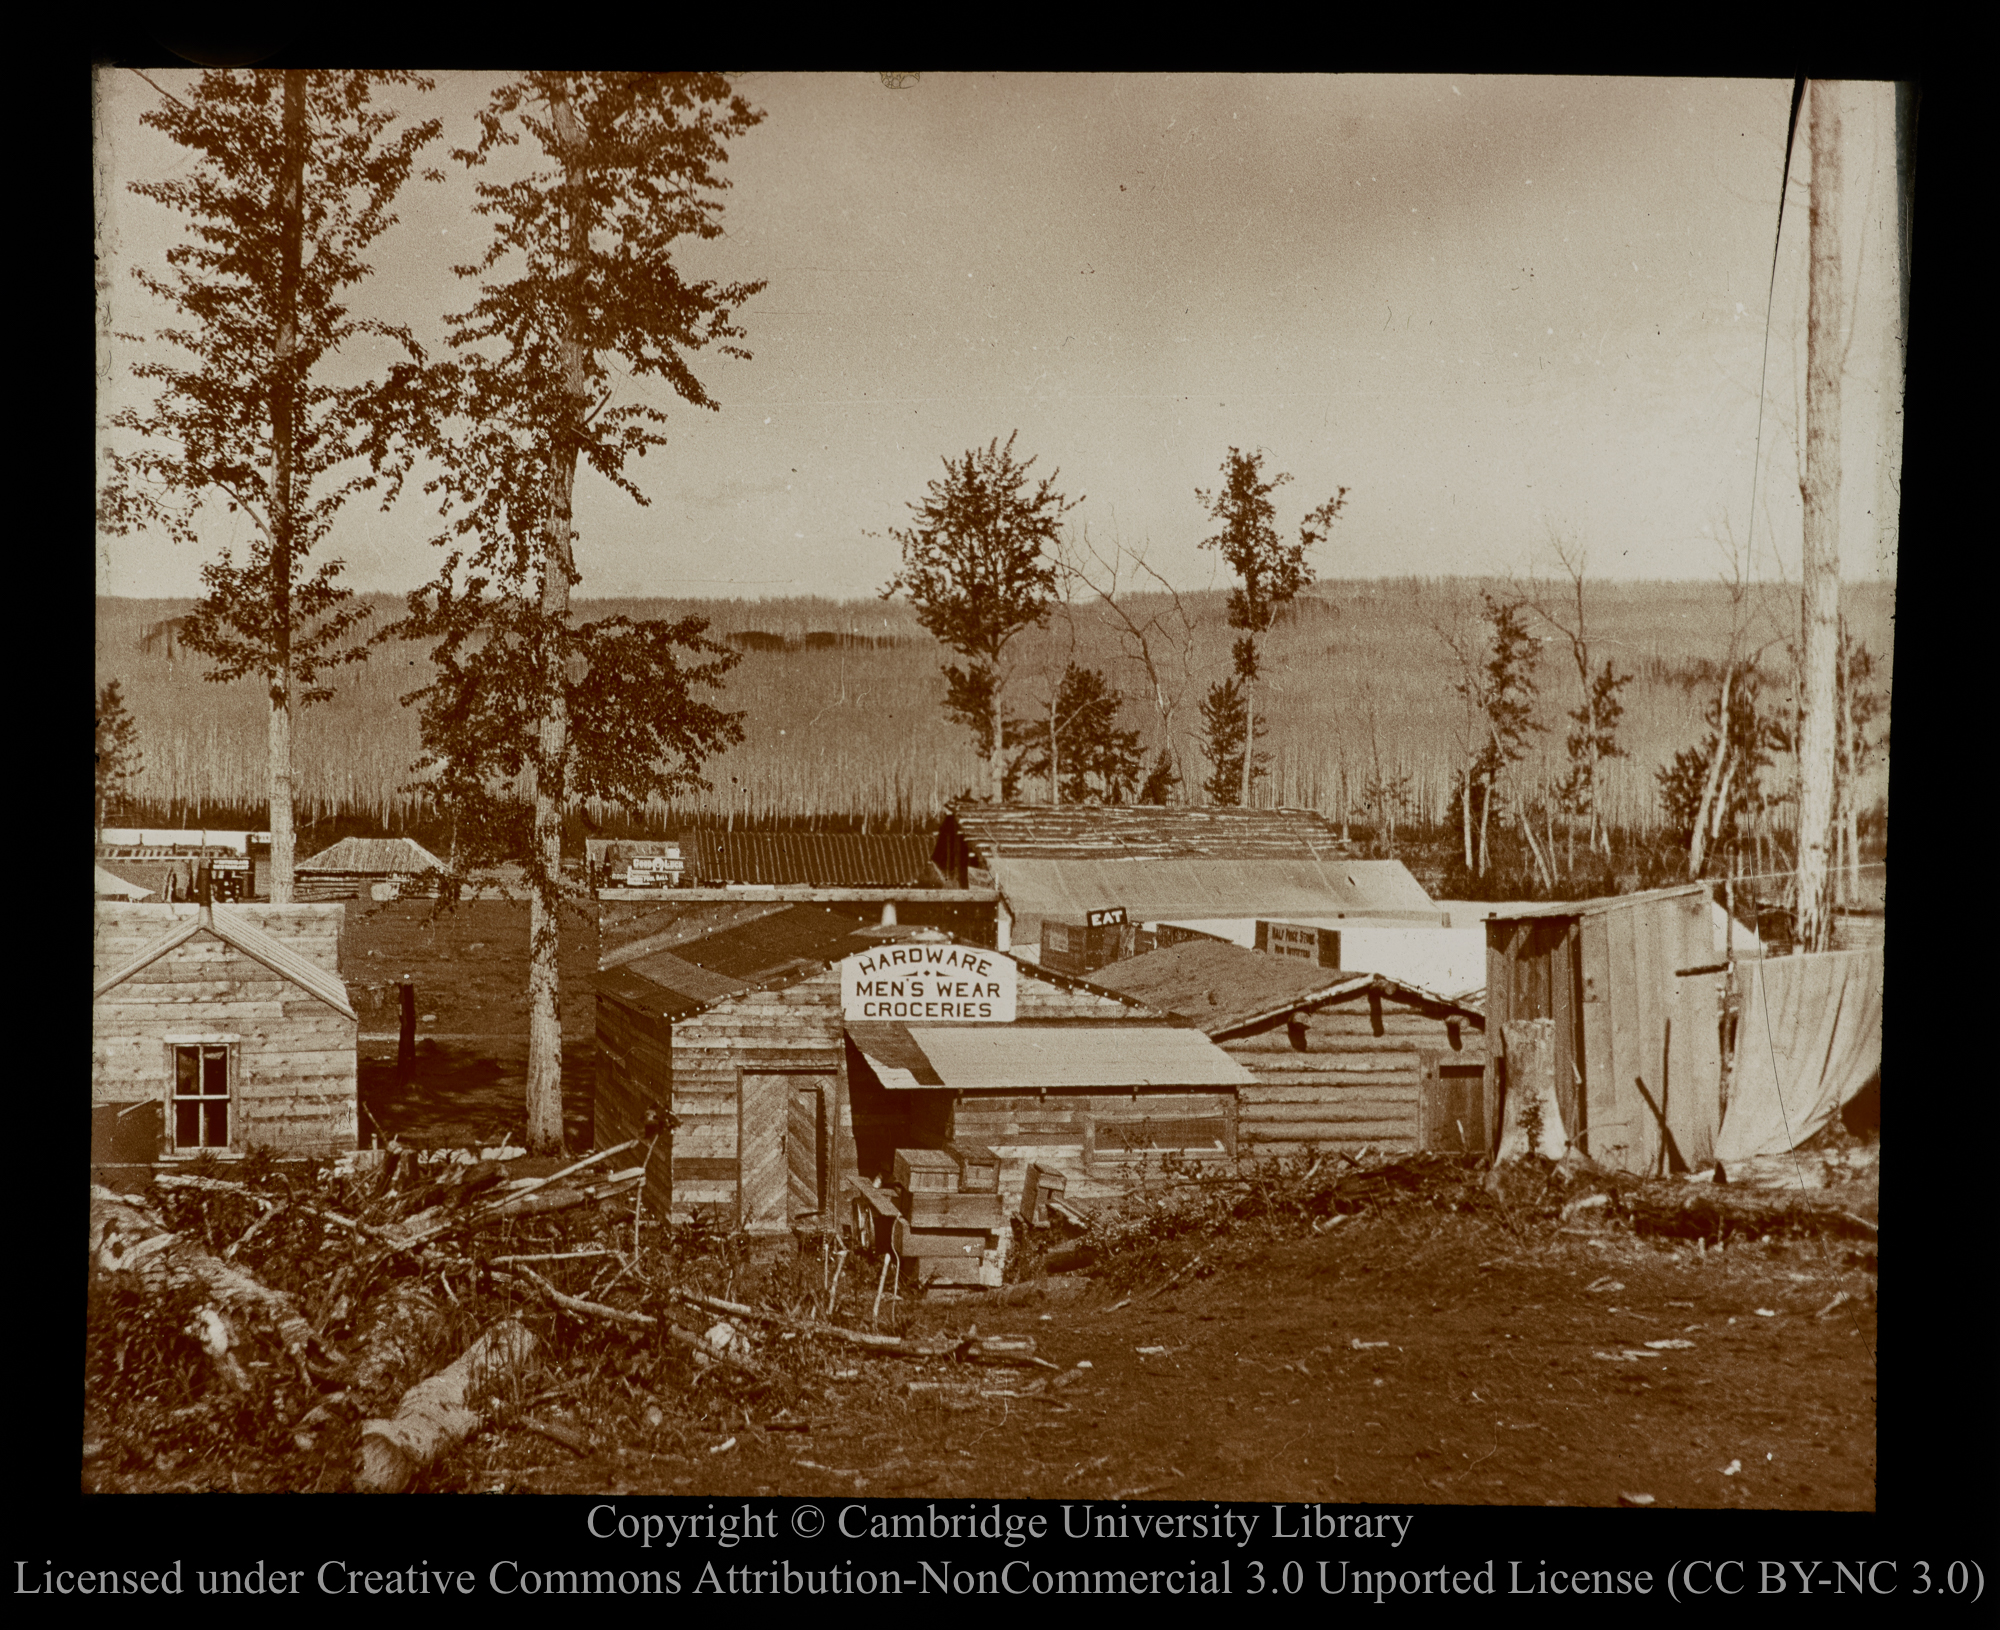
[161,1033,240,1156]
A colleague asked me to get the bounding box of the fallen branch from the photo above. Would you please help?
[1140,1251,1206,1302]
[355,1319,540,1493]
[667,1288,948,1359]
[509,1270,767,1379]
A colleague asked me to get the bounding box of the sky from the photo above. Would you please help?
[93,72,1908,603]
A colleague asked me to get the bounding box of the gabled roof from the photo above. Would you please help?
[1479,883,1709,920]
[939,802,1354,864]
[1091,938,1483,1037]
[680,831,939,888]
[298,836,448,875]
[92,905,357,1021]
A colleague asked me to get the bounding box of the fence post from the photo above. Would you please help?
[398,977,417,1075]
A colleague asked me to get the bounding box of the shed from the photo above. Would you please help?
[1482,885,1715,1175]
[92,902,358,1160]
[933,802,1435,949]
[1093,938,1488,1158]
[594,906,1254,1235]
[295,836,449,901]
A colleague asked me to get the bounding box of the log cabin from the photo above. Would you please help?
[1093,937,1490,1157]
[92,902,359,1161]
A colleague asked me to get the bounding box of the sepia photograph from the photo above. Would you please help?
[91,63,1902,1552]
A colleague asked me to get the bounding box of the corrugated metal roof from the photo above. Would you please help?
[989,856,1436,945]
[93,906,357,1021]
[681,831,939,887]
[850,1023,1254,1091]
[941,803,1353,864]
[297,836,449,875]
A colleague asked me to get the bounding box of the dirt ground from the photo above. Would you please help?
[437,1212,1874,1510]
[312,898,1879,1511]
[344,898,600,1151]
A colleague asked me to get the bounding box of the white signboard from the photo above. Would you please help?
[841,943,1016,1022]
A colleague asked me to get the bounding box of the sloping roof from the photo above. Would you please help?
[1091,939,1368,1033]
[599,902,792,969]
[92,906,357,1021]
[1092,939,1484,1036]
[95,864,152,899]
[681,831,938,888]
[940,802,1354,863]
[598,904,905,1013]
[1480,883,1709,920]
[985,855,1436,945]
[298,836,448,875]
[848,1022,1255,1091]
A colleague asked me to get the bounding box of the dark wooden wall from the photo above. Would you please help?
[1223,989,1485,1158]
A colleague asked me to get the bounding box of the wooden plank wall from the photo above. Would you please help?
[949,1089,1237,1206]
[1226,993,1483,1158]
[93,935,358,1156]
[670,971,847,1227]
[1492,892,1716,1173]
[595,994,676,1217]
[94,903,347,978]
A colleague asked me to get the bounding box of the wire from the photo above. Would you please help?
[1743,79,1809,576]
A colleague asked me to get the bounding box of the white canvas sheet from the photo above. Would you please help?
[1714,949,1883,1163]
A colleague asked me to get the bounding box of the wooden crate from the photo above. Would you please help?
[1019,1161,1067,1228]
[895,1148,960,1193]
[947,1141,1001,1193]
[917,1255,1004,1288]
[891,1219,996,1260]
[904,1189,1006,1229]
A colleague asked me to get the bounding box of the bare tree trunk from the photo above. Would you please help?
[522,85,589,1155]
[1241,683,1255,809]
[1688,667,1734,879]
[1477,774,1492,876]
[265,70,306,905]
[988,674,1005,802]
[1461,758,1475,871]
[1795,79,1844,955]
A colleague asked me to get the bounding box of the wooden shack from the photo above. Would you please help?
[1095,938,1489,1157]
[295,836,448,902]
[594,906,1254,1240]
[1482,885,1714,1174]
[92,902,359,1160]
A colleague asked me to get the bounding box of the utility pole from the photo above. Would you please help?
[1794,79,1843,954]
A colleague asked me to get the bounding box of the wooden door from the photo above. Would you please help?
[740,1072,834,1233]
[1419,1048,1490,1154]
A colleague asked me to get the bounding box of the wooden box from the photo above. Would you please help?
[891,1219,997,1260]
[917,1255,1005,1288]
[904,1189,1006,1230]
[947,1142,1001,1193]
[1019,1161,1068,1228]
[894,1148,960,1193]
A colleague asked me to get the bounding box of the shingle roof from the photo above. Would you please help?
[939,802,1353,864]
[297,836,449,875]
[1091,939,1367,1033]
[92,905,357,1021]
[1092,939,1484,1037]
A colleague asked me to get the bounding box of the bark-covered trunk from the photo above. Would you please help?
[265,69,306,905]
[1688,668,1734,880]
[523,85,590,1154]
[987,669,1005,801]
[1240,682,1255,809]
[1460,753,1475,871]
[1795,78,1844,955]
